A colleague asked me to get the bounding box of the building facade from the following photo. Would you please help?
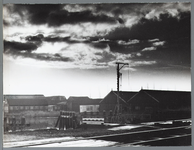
[4,95,48,113]
[99,91,137,115]
[67,96,101,113]
[127,89,191,121]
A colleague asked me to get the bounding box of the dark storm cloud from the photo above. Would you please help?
[101,12,190,66]
[94,3,148,16]
[4,47,73,62]
[159,37,190,65]
[12,4,62,25]
[4,40,38,52]
[104,12,190,41]
[47,10,119,26]
[8,4,120,26]
[25,34,82,44]
[89,37,154,54]
[4,3,190,28]
[83,3,190,23]
[131,37,190,67]
[25,34,71,43]
[109,40,152,54]
[4,4,190,69]
[130,60,190,71]
[25,34,44,42]
[44,36,71,43]
[4,40,73,62]
[25,34,44,47]
[90,42,108,49]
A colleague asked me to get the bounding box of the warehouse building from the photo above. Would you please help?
[3,95,67,131]
[4,95,48,113]
[127,89,191,121]
[99,90,137,115]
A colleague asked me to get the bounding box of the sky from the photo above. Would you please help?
[3,3,191,98]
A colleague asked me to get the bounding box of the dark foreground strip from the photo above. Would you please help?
[114,134,191,147]
[90,125,191,139]
[7,125,191,148]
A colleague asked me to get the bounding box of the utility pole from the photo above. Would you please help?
[116,62,129,115]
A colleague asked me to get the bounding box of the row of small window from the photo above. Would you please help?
[9,106,56,110]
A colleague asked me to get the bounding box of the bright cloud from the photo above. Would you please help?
[117,39,139,45]
[132,60,157,66]
[148,39,159,42]
[142,47,157,51]
[33,42,68,54]
[153,41,165,46]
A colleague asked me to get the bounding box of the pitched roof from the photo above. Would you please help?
[7,98,48,106]
[46,96,67,105]
[100,91,138,104]
[68,96,100,105]
[128,89,191,107]
[68,96,90,101]
[4,95,45,100]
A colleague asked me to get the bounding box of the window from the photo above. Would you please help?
[9,118,12,124]
[15,106,19,110]
[20,106,24,110]
[35,106,39,110]
[9,106,13,110]
[4,106,8,113]
[135,106,140,110]
[90,106,93,111]
[86,106,90,111]
[25,106,29,110]
[30,106,34,110]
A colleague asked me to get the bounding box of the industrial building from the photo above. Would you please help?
[127,89,191,122]
[98,89,191,123]
[3,89,191,130]
[99,90,137,114]
[4,95,48,113]
[67,96,101,114]
[3,95,67,131]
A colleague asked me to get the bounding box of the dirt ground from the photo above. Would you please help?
[3,124,156,143]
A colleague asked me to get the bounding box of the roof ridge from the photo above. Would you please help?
[127,92,139,102]
[142,89,191,93]
[143,91,160,103]
[112,91,129,105]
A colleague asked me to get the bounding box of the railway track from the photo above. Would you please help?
[94,125,191,146]
[34,125,191,147]
[6,123,191,147]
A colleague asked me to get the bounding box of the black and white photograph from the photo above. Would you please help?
[2,2,191,147]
